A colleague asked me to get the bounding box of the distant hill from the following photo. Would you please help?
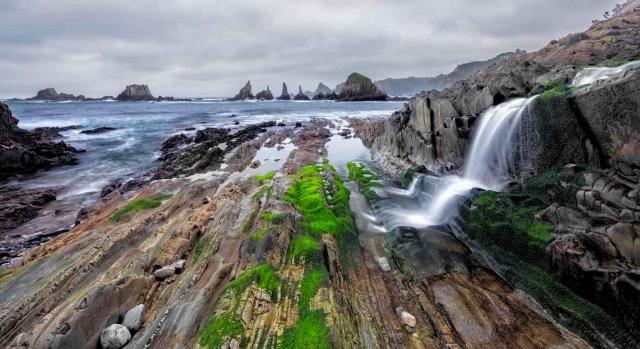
[374,51,523,97]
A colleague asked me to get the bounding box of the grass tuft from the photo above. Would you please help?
[253,171,275,185]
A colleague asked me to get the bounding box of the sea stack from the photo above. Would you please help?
[256,86,274,100]
[116,84,156,101]
[338,73,387,101]
[294,85,310,100]
[277,82,291,100]
[312,82,337,100]
[229,81,254,101]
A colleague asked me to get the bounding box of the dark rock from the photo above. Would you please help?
[313,82,333,96]
[27,88,85,101]
[152,121,276,179]
[295,122,302,128]
[277,83,291,100]
[0,186,56,235]
[294,86,310,101]
[116,84,155,101]
[79,127,118,134]
[31,125,82,139]
[0,103,79,178]
[255,86,274,100]
[338,73,387,101]
[276,122,286,127]
[228,81,254,101]
[161,134,191,152]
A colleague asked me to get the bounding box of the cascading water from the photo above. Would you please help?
[376,97,535,231]
[571,60,640,86]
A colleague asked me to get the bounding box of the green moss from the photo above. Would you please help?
[199,263,282,347]
[260,211,286,224]
[251,226,272,242]
[347,162,382,202]
[289,235,321,262]
[539,78,572,101]
[279,310,330,349]
[523,166,597,207]
[253,171,275,185]
[110,194,173,221]
[468,190,634,347]
[603,36,616,45]
[194,236,212,262]
[283,164,355,237]
[199,312,244,349]
[299,268,328,314]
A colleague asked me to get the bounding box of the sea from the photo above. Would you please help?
[2,99,402,241]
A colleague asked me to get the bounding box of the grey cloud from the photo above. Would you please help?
[0,0,621,98]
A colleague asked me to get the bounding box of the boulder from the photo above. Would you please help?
[154,266,176,280]
[293,86,310,100]
[100,324,131,349]
[277,82,291,100]
[116,84,155,101]
[171,259,186,272]
[338,73,387,101]
[255,86,274,100]
[228,81,254,101]
[122,304,145,332]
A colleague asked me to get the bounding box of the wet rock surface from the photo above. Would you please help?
[79,127,118,135]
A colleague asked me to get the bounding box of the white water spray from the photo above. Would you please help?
[571,60,640,87]
[378,97,535,230]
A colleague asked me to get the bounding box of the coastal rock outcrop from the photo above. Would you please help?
[293,86,310,100]
[312,83,337,100]
[255,86,274,100]
[116,84,156,101]
[338,73,387,101]
[277,82,291,100]
[229,81,254,101]
[27,88,84,101]
[0,102,79,178]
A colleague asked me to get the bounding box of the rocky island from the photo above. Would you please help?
[338,72,387,101]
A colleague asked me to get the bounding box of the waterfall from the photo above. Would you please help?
[571,60,640,87]
[376,97,535,230]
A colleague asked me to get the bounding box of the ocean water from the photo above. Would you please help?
[5,99,402,207]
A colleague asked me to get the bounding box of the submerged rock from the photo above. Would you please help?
[229,81,254,101]
[116,84,156,101]
[277,82,291,100]
[293,86,310,100]
[100,324,131,349]
[79,127,118,134]
[338,72,387,101]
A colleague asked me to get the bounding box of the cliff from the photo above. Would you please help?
[255,86,274,100]
[228,80,254,101]
[277,82,290,100]
[375,51,520,97]
[293,85,310,100]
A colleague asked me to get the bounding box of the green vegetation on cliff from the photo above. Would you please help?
[253,171,275,185]
[469,186,629,347]
[110,193,173,221]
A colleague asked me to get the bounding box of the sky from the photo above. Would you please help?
[0,0,621,98]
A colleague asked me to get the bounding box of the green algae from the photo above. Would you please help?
[109,193,172,221]
[347,162,382,202]
[253,171,275,185]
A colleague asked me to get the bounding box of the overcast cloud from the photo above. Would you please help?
[0,0,620,98]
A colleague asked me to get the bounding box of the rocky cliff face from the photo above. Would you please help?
[338,72,387,101]
[0,103,78,179]
[116,84,156,101]
[255,86,274,100]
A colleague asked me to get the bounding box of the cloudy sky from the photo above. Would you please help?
[0,0,619,98]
